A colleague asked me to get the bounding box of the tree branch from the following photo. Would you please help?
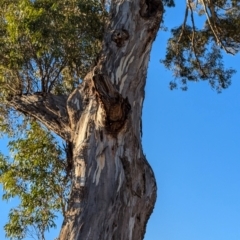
[6,94,71,140]
[202,0,233,54]
[177,5,189,44]
[188,0,208,78]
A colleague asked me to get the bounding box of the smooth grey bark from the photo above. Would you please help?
[7,0,163,239]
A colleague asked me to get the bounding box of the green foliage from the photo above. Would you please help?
[161,25,236,92]
[0,1,104,238]
[0,121,70,239]
[0,0,106,97]
[162,0,239,92]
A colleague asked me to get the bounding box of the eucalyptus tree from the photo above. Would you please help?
[0,0,239,239]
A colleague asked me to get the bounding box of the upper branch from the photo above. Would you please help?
[202,0,234,54]
[6,94,71,140]
[188,0,208,78]
[177,5,189,44]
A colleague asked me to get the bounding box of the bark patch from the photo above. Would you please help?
[120,157,132,189]
[105,96,131,134]
[93,74,131,134]
[111,29,129,47]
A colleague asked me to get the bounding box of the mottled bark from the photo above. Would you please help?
[8,0,163,239]
[60,0,163,239]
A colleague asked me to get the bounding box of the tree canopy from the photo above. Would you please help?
[0,0,105,239]
[0,0,240,239]
[162,0,239,92]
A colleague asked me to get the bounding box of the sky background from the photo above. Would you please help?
[1,2,240,240]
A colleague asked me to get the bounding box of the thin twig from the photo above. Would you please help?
[177,5,189,44]
[188,0,208,78]
[202,0,233,54]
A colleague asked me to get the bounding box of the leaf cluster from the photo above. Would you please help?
[0,121,70,240]
[0,0,106,97]
[161,25,236,92]
[161,0,239,92]
[0,0,107,236]
[0,2,106,237]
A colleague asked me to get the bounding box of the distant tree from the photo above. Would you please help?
[0,0,239,239]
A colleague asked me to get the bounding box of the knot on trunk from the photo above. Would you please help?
[105,96,131,133]
[92,73,131,134]
[111,29,129,47]
[139,0,163,18]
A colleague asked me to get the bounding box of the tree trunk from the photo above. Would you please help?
[8,0,163,239]
[59,0,163,239]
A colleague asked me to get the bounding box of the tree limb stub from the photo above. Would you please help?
[92,73,131,134]
[6,94,71,140]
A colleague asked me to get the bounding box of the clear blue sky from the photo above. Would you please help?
[1,3,240,240]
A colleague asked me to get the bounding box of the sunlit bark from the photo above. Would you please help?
[8,0,163,239]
